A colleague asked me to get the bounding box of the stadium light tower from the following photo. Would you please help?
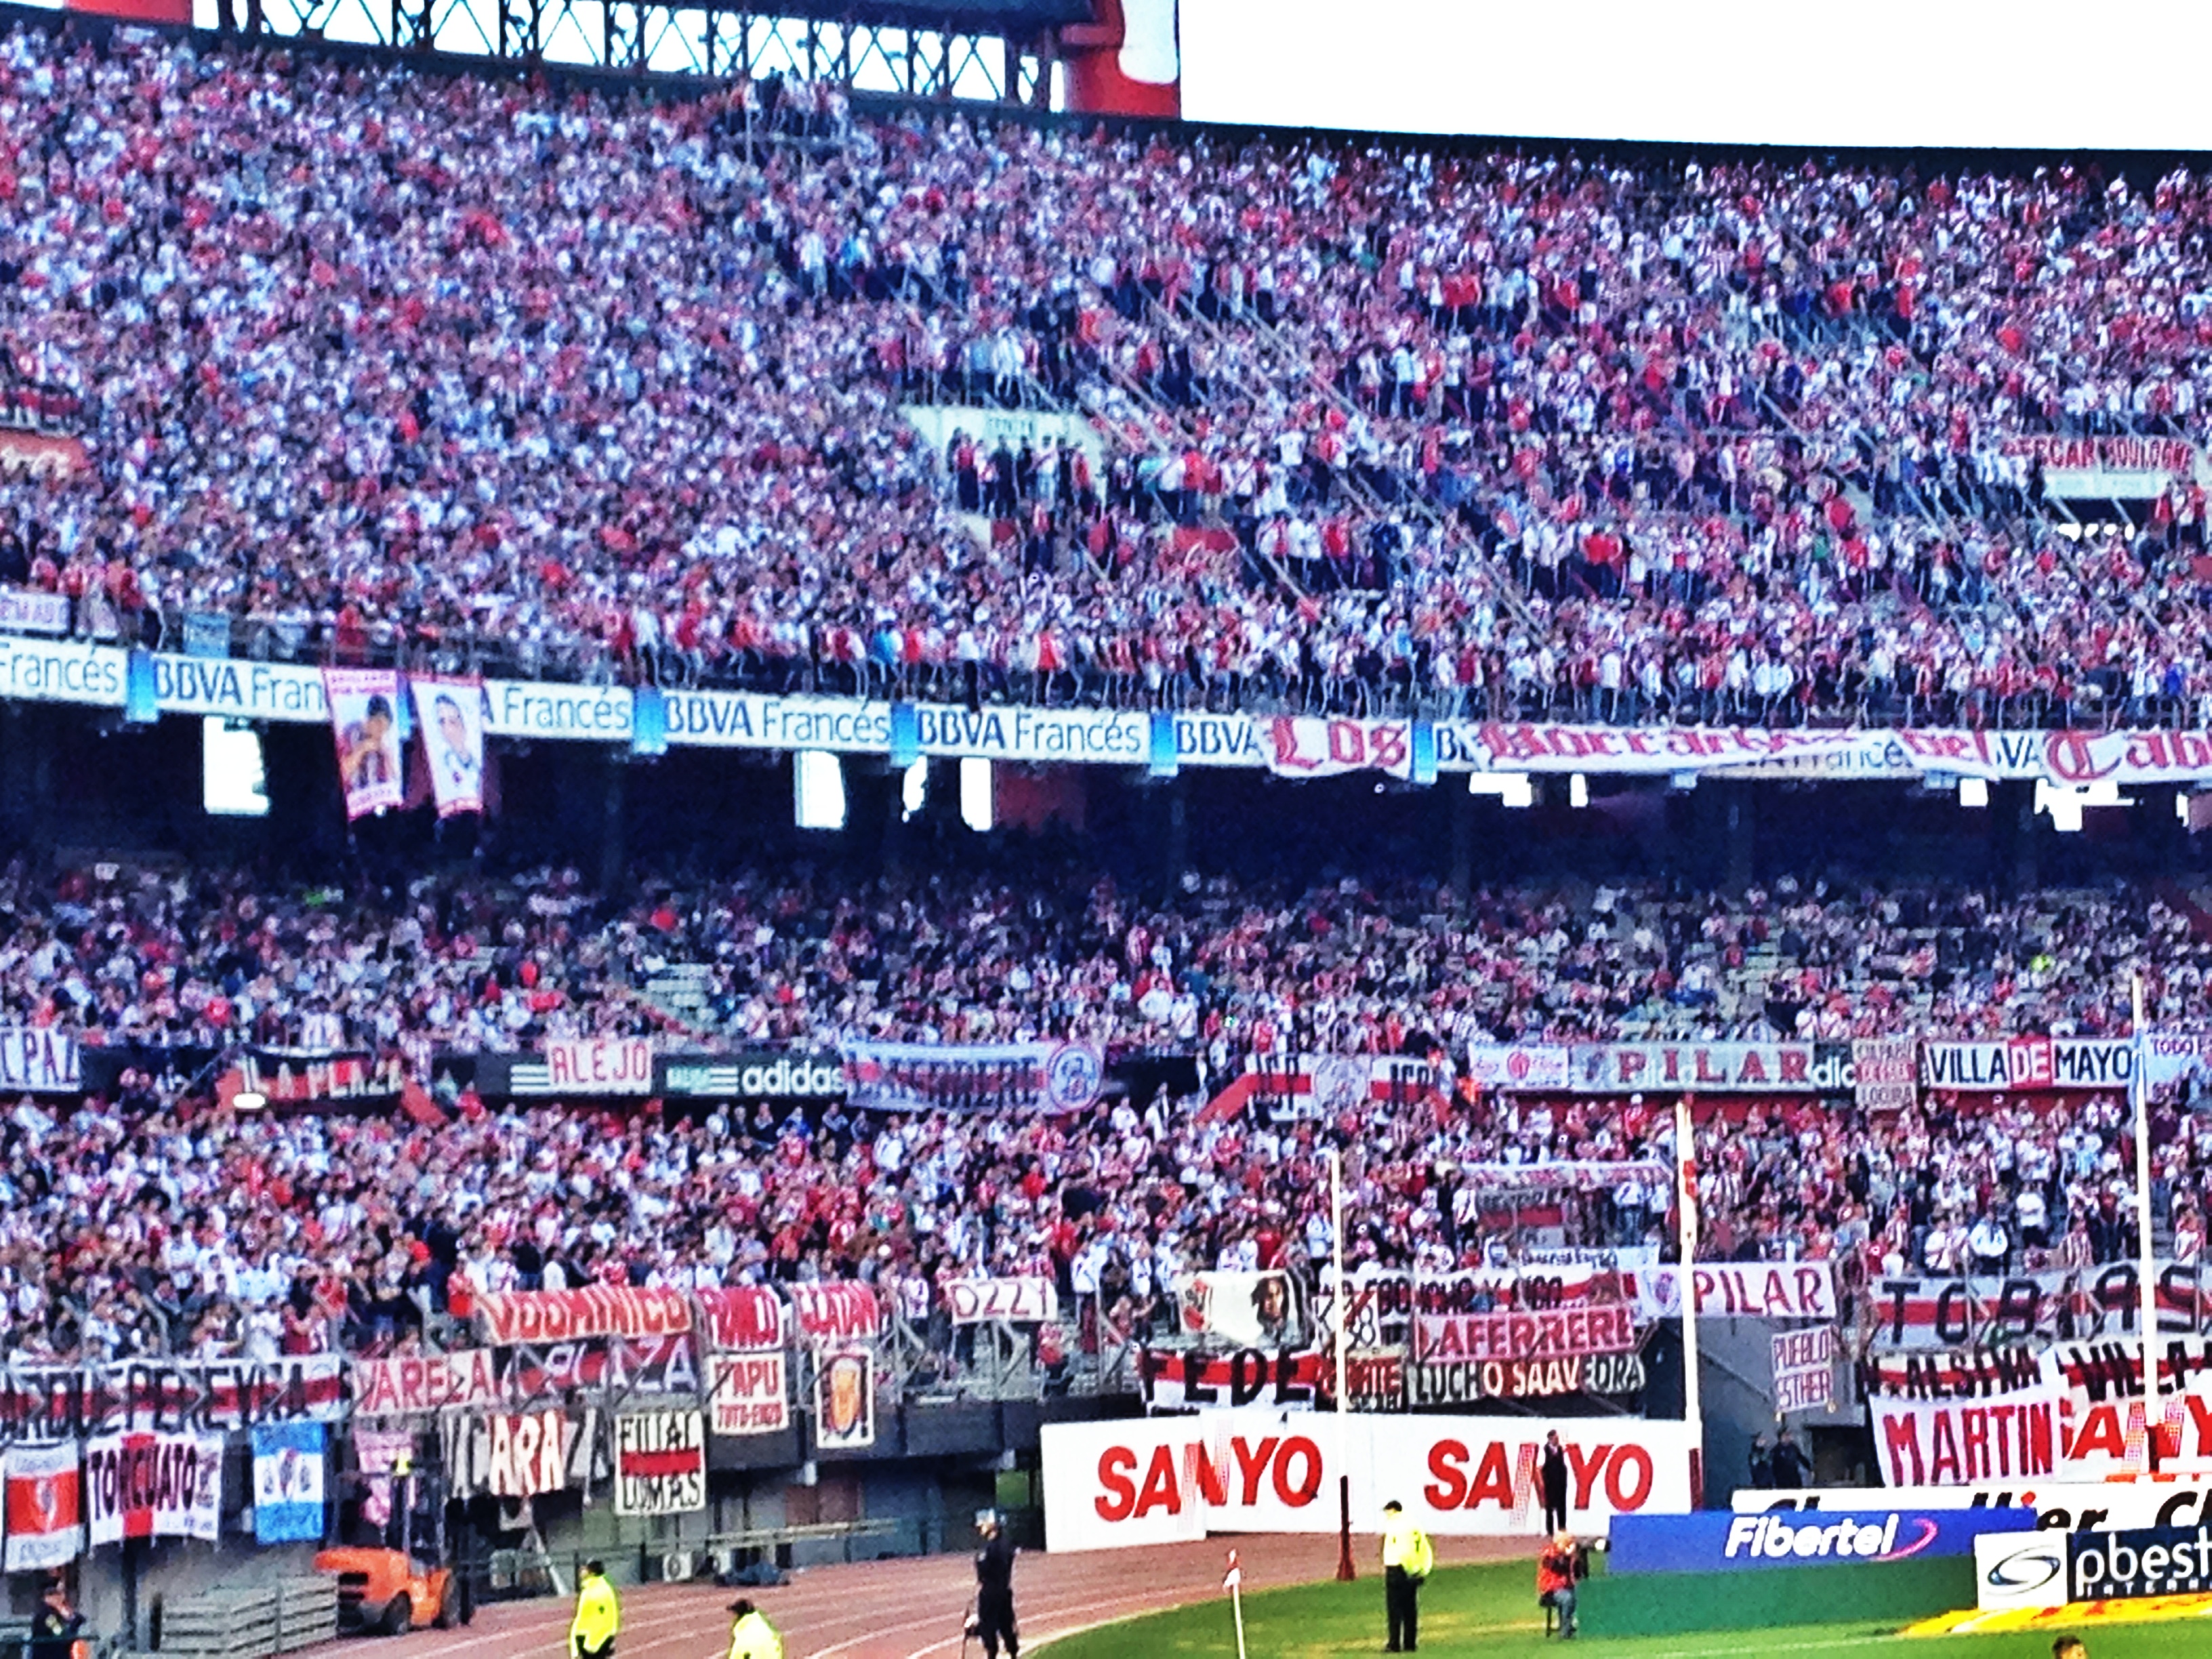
[1330,1147,1355,1582]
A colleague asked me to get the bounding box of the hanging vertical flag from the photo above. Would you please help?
[3,1443,82,1571]
[408,677,487,818]
[322,668,405,819]
[252,1422,327,1544]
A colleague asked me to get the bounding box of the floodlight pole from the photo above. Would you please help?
[1675,1094,1704,1508]
[2134,974,2160,1471]
[1332,1146,1355,1581]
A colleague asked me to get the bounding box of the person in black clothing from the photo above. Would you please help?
[972,1513,1018,1659]
[30,1576,81,1659]
[1540,1431,1570,1535]
[1769,1429,1810,1488]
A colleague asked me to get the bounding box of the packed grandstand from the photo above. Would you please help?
[0,22,2207,725]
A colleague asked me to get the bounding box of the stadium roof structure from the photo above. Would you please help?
[211,0,1096,91]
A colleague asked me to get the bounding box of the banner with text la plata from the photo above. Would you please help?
[252,1422,327,1544]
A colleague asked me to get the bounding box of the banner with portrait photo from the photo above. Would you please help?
[1174,1271,1309,1350]
[813,1351,875,1452]
[322,668,404,819]
[409,676,487,818]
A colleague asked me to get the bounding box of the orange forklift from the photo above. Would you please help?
[314,1450,468,1634]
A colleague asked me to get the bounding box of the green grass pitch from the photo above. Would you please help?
[1041,1559,2212,1659]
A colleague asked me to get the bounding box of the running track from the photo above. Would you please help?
[382,1534,1534,1659]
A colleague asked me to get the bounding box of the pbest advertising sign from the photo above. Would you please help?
[1611,1508,2036,1575]
[1975,1523,2212,1612]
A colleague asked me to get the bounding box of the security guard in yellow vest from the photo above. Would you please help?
[571,1561,620,1659]
[725,1600,782,1659]
[1380,1501,1434,1653]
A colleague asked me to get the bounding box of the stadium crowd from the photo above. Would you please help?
[0,853,2205,1365]
[1,27,2212,724]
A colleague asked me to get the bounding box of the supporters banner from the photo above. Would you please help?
[2,1443,81,1570]
[232,1046,402,1107]
[1465,1044,1570,1091]
[0,1356,346,1444]
[1867,1263,2212,1351]
[1860,1346,2047,1400]
[1921,1037,2135,1092]
[443,1410,578,1499]
[842,1040,1103,1115]
[708,1355,789,1437]
[473,1287,693,1347]
[787,1284,880,1348]
[813,1352,876,1452]
[1620,1263,1839,1321]
[613,1410,705,1515]
[697,1287,787,1353]
[1039,1410,1698,1550]
[85,1430,222,1546]
[1459,1160,1671,1194]
[503,1330,698,1407]
[1342,1351,1409,1411]
[349,1428,414,1528]
[1137,1347,1324,1412]
[1854,1038,1919,1111]
[351,1351,501,1418]
[1412,1305,1638,1365]
[1568,1042,1823,1093]
[0,589,70,636]
[946,1278,1059,1325]
[322,668,405,819]
[1176,1271,1309,1350]
[0,1028,77,1093]
[1408,1352,1646,1408]
[2146,1032,2212,1088]
[505,1037,656,1097]
[1236,1054,1439,1121]
[409,677,487,818]
[251,1422,327,1544]
[1771,1328,1837,1414]
[1259,716,1416,779]
[1872,1385,2057,1488]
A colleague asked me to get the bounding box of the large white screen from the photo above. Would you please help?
[1181,0,2212,152]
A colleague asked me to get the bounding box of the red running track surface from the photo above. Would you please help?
[382,1534,1534,1659]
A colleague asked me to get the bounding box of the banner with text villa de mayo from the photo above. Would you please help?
[1040,1410,1695,1550]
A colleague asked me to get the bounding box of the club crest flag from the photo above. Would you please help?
[253,1422,327,1544]
[323,667,405,819]
[409,677,487,818]
[3,1443,81,1570]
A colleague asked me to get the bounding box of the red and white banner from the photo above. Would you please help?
[352,1350,501,1418]
[1866,1264,2212,1351]
[542,1037,654,1095]
[946,1278,1059,1325]
[1138,1347,1325,1412]
[1873,1387,2057,1488]
[788,1284,880,1347]
[409,676,488,819]
[0,588,70,636]
[709,1354,790,1437]
[1466,1044,1570,1091]
[1853,1038,1919,1111]
[1569,1042,1819,1093]
[473,1286,693,1347]
[1,1443,80,1570]
[483,1410,572,1498]
[85,1431,222,1545]
[697,1286,786,1353]
[323,667,405,819]
[1771,1328,1837,1414]
[612,1410,705,1515]
[1040,1410,1696,1550]
[1621,1263,1839,1321]
[1412,1305,1637,1364]
[1262,716,1415,779]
